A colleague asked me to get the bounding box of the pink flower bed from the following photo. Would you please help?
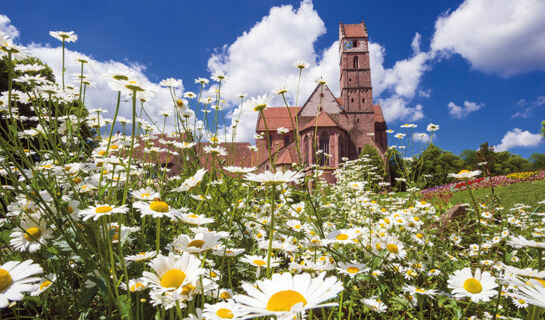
[421,170,545,197]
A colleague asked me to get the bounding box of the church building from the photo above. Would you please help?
[253,21,387,181]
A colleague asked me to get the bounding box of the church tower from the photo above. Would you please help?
[338,21,385,157]
[339,21,373,113]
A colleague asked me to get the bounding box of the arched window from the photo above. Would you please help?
[319,134,329,166]
[353,56,359,69]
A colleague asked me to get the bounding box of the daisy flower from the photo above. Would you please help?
[131,187,160,201]
[142,253,205,293]
[203,145,227,156]
[203,301,249,320]
[336,262,368,278]
[0,260,43,308]
[326,229,358,244]
[447,267,498,303]
[179,213,214,225]
[245,170,305,185]
[133,200,179,219]
[245,94,274,112]
[78,204,128,221]
[402,285,438,297]
[363,298,387,313]
[125,251,157,262]
[10,217,54,253]
[234,272,343,320]
[49,31,78,42]
[448,169,481,180]
[241,255,280,268]
[170,231,228,254]
[293,60,310,69]
[31,274,56,296]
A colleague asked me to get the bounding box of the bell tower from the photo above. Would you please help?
[339,22,373,113]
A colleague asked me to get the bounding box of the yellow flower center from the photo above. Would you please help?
[160,269,186,288]
[387,243,399,254]
[181,284,195,295]
[188,214,199,218]
[347,267,360,274]
[458,169,469,175]
[266,290,307,311]
[130,282,144,292]
[39,280,52,290]
[296,207,302,213]
[415,288,426,293]
[188,239,205,248]
[253,259,266,266]
[149,200,169,212]
[0,268,13,292]
[210,271,218,278]
[463,278,483,294]
[140,193,150,198]
[416,233,424,239]
[336,234,349,241]
[294,225,301,229]
[216,308,234,319]
[95,205,113,214]
[220,291,231,299]
[24,227,42,241]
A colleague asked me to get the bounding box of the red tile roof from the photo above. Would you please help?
[300,112,339,131]
[276,149,293,164]
[256,107,301,131]
[373,104,385,123]
[343,23,367,38]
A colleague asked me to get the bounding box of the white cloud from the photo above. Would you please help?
[25,43,189,133]
[0,14,19,40]
[206,0,332,105]
[412,132,434,143]
[511,95,545,118]
[431,0,545,77]
[448,100,483,119]
[494,128,544,152]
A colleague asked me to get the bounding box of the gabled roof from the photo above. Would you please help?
[256,107,301,131]
[276,148,293,165]
[300,112,340,131]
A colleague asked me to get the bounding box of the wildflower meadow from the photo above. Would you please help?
[1,28,545,320]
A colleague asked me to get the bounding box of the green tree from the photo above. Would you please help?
[529,153,545,170]
[416,144,464,188]
[460,149,478,169]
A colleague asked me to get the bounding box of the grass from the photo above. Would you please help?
[449,179,545,210]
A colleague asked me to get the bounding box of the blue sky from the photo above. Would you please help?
[2,0,544,158]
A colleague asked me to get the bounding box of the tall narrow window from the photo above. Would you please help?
[284,134,290,146]
[353,56,359,69]
[303,136,309,165]
[319,134,329,166]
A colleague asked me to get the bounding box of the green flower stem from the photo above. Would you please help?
[62,39,65,90]
[122,90,138,205]
[266,184,277,278]
[155,217,161,253]
[464,179,482,255]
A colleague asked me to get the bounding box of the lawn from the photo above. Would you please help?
[449,178,545,210]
